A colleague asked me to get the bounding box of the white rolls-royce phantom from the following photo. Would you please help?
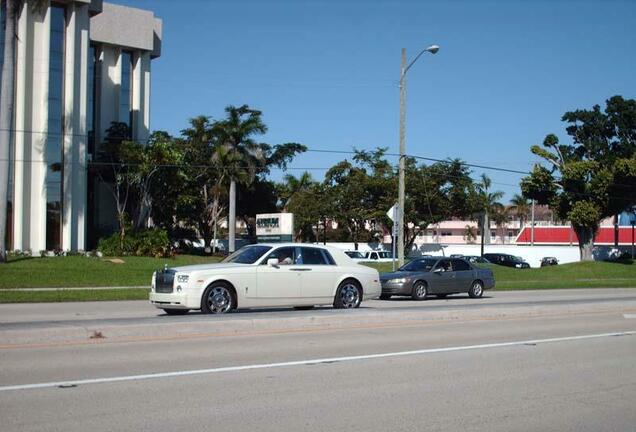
[149,243,382,315]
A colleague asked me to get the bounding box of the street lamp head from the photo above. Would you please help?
[426,44,440,54]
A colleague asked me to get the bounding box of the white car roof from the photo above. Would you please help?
[245,243,355,266]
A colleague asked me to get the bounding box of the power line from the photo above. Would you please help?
[2,127,634,191]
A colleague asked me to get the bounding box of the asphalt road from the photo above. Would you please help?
[1,290,635,431]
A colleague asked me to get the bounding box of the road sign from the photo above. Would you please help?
[387,204,399,222]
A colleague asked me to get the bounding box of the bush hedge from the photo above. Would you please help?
[98,229,170,257]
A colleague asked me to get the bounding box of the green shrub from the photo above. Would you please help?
[98,229,170,257]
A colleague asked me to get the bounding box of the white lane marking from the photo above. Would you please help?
[0,331,633,393]
[624,314,636,319]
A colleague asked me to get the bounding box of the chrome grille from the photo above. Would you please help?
[155,270,175,293]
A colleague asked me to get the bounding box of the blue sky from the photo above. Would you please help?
[116,0,635,201]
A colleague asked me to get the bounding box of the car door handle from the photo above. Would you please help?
[291,268,312,271]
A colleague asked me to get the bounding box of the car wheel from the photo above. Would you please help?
[201,282,235,314]
[379,294,392,300]
[162,309,189,315]
[334,280,362,309]
[411,281,428,300]
[468,280,484,298]
[435,294,448,299]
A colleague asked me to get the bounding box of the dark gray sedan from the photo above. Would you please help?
[379,257,495,300]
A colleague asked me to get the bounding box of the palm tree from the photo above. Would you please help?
[476,174,504,253]
[280,171,314,211]
[209,143,250,253]
[490,204,509,244]
[464,225,477,244]
[1,0,47,262]
[212,105,267,252]
[509,194,530,229]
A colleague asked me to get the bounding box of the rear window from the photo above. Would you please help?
[297,247,327,265]
[452,259,471,271]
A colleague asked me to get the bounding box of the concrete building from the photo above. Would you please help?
[4,0,161,252]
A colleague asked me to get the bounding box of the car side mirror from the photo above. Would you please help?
[267,258,279,267]
[433,267,443,274]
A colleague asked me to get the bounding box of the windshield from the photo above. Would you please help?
[222,245,272,264]
[378,251,391,258]
[399,258,438,272]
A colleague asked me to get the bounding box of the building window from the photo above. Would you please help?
[441,231,452,236]
[119,50,133,129]
[45,4,66,251]
[87,45,97,156]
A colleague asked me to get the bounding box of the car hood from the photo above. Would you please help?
[380,271,419,281]
[169,263,252,273]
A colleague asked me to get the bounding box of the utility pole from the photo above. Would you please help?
[480,213,485,257]
[397,48,407,267]
[530,199,535,246]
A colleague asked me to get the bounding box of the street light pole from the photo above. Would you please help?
[398,49,407,267]
[397,44,439,267]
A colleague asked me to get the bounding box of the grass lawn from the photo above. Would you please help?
[0,255,634,303]
[0,255,222,289]
[366,260,636,290]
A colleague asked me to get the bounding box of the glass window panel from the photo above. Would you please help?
[297,248,327,265]
[119,51,133,126]
[46,4,65,250]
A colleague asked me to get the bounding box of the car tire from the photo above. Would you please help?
[334,280,362,309]
[162,309,189,315]
[379,294,392,300]
[411,281,428,300]
[201,282,236,314]
[468,280,484,298]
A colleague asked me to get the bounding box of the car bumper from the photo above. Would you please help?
[149,291,199,310]
[380,281,412,295]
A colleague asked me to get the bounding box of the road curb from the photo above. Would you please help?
[0,286,147,292]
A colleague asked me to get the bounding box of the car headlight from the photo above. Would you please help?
[388,278,407,284]
[176,274,190,283]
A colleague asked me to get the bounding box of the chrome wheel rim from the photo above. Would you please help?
[207,287,232,313]
[415,283,426,298]
[472,282,482,297]
[340,284,360,308]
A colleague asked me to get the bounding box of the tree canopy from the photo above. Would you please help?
[521,95,636,260]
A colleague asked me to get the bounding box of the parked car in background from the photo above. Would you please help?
[464,255,491,264]
[379,257,495,300]
[483,253,530,269]
[150,243,381,315]
[540,257,559,267]
[363,250,395,262]
[344,250,367,262]
[450,254,464,258]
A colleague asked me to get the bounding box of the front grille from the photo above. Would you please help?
[155,270,175,293]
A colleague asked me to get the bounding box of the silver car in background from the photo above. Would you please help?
[379,257,495,300]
